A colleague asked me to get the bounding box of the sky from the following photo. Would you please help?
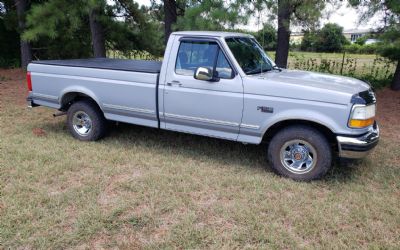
[132,0,382,32]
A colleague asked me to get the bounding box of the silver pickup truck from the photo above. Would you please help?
[27,31,379,181]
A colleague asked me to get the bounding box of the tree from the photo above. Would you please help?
[315,23,348,52]
[175,0,248,31]
[14,0,32,68]
[0,0,21,67]
[88,0,106,57]
[273,0,331,68]
[349,0,400,90]
[23,0,93,59]
[300,29,318,51]
[164,0,177,44]
[255,23,277,51]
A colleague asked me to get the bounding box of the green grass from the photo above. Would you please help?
[1,75,399,249]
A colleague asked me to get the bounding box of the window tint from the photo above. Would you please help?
[175,41,233,79]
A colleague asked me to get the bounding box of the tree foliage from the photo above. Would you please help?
[174,0,249,31]
[349,0,400,90]
[254,23,277,50]
[301,23,349,52]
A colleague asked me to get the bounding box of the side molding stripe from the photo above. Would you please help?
[103,104,155,114]
[165,113,239,127]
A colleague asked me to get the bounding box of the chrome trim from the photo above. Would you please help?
[337,122,379,159]
[32,93,58,101]
[240,123,260,130]
[103,104,155,114]
[165,113,239,127]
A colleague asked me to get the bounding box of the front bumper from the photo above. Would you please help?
[337,122,379,159]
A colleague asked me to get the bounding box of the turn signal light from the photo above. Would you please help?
[349,117,375,128]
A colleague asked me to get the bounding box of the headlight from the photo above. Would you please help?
[348,104,376,128]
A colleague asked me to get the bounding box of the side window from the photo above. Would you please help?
[175,40,234,79]
[175,41,218,76]
[215,50,233,79]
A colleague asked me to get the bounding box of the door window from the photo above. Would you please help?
[175,41,233,79]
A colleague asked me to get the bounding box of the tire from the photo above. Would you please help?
[267,125,332,181]
[67,100,107,141]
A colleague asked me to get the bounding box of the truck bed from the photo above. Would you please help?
[31,58,163,74]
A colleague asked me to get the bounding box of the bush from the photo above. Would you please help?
[344,43,378,54]
[344,44,362,53]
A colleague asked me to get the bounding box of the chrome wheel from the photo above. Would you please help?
[279,139,317,174]
[72,111,92,136]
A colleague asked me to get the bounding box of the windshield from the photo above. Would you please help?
[225,37,275,75]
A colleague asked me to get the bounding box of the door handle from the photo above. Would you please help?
[167,82,182,87]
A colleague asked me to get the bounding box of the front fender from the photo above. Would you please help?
[260,109,341,136]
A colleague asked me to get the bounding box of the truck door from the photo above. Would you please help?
[163,38,243,141]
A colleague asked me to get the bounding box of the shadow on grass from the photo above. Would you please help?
[42,119,361,183]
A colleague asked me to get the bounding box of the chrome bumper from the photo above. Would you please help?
[337,122,379,159]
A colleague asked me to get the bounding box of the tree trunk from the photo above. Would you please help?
[275,0,291,68]
[89,7,106,58]
[164,0,177,45]
[391,60,400,91]
[15,0,32,68]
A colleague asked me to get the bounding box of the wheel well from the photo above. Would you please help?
[262,120,337,150]
[60,92,99,111]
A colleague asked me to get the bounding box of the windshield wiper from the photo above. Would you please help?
[246,67,272,75]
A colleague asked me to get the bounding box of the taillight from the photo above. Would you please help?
[27,71,32,91]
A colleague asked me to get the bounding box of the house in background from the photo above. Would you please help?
[289,28,378,45]
[342,29,373,43]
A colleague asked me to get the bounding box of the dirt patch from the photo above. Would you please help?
[0,69,27,107]
[32,127,47,137]
[375,88,400,143]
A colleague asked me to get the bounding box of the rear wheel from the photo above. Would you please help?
[267,125,332,181]
[67,100,107,141]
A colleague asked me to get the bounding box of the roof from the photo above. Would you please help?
[343,29,372,34]
[171,31,253,38]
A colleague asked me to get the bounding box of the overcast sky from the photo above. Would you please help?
[133,0,382,31]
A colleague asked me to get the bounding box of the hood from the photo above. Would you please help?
[245,69,371,104]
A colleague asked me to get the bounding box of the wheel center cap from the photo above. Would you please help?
[294,153,303,160]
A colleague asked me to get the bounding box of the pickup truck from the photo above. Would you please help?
[27,31,379,181]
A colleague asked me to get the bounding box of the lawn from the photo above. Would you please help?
[268,51,397,86]
[0,69,399,249]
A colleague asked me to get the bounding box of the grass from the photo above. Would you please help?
[0,69,400,249]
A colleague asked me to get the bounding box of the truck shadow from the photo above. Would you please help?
[44,120,360,183]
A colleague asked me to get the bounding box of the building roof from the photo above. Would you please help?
[343,29,372,34]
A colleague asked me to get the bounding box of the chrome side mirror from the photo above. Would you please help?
[194,67,214,81]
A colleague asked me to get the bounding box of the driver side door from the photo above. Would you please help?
[163,38,244,141]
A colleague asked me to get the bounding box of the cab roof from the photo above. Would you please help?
[171,31,253,38]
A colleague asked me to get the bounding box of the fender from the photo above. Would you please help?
[260,108,341,136]
[59,86,103,111]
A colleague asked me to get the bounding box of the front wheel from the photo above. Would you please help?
[267,125,332,181]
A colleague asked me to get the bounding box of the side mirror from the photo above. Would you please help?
[194,67,215,81]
